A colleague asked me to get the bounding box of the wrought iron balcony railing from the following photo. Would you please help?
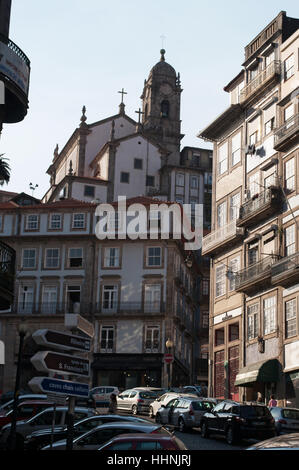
[271,251,299,287]
[0,240,16,305]
[237,184,281,227]
[235,255,278,292]
[11,301,166,315]
[240,61,281,104]
[202,220,244,255]
[0,33,30,67]
[274,113,299,151]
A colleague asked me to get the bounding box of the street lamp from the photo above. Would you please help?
[165,338,173,389]
[8,321,28,450]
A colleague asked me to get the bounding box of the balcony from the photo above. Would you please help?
[11,301,166,316]
[237,185,282,228]
[0,240,15,310]
[235,255,278,294]
[202,220,244,256]
[239,61,281,106]
[274,113,299,152]
[271,252,299,287]
[0,33,31,123]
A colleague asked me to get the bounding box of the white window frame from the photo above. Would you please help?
[41,286,58,314]
[218,142,228,175]
[26,214,39,230]
[231,132,241,166]
[146,247,162,267]
[215,265,226,298]
[145,326,160,353]
[45,248,60,268]
[228,256,240,292]
[217,201,227,228]
[230,193,240,221]
[50,214,62,230]
[176,173,185,187]
[263,296,277,335]
[102,285,118,311]
[100,326,114,352]
[22,248,36,269]
[18,286,34,314]
[284,54,294,80]
[190,175,199,189]
[72,213,85,229]
[285,158,295,191]
[265,117,275,136]
[285,225,296,257]
[68,248,83,268]
[144,284,161,312]
[247,303,259,340]
[285,299,297,339]
[104,247,120,268]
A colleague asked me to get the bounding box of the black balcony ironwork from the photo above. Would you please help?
[0,240,15,308]
[239,61,281,104]
[237,184,281,227]
[0,33,30,67]
[271,251,299,287]
[235,255,278,293]
[274,113,299,151]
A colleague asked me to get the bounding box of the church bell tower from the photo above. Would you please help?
[140,49,183,164]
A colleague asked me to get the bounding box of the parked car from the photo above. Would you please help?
[42,421,166,450]
[200,400,276,445]
[148,392,198,418]
[269,407,299,435]
[90,386,119,407]
[0,406,95,450]
[247,432,299,450]
[0,394,48,415]
[97,433,187,450]
[0,400,54,430]
[0,390,30,406]
[116,388,163,415]
[24,414,150,450]
[155,396,216,432]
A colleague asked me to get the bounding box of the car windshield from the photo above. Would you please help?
[240,406,271,418]
[140,391,159,399]
[282,409,299,420]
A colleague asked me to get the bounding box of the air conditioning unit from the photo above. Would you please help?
[245,144,256,155]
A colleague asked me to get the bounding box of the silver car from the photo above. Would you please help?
[270,407,299,435]
[155,396,217,432]
[116,388,163,415]
[0,406,94,450]
[247,432,299,450]
[42,421,164,450]
[148,392,198,418]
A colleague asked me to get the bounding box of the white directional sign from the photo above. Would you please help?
[64,314,94,338]
[32,329,91,352]
[30,350,90,377]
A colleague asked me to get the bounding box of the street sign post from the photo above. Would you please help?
[28,377,89,398]
[30,351,90,377]
[65,314,94,338]
[32,329,91,352]
[163,353,174,364]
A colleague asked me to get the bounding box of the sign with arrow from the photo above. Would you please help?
[29,377,89,398]
[32,329,91,352]
[30,351,90,377]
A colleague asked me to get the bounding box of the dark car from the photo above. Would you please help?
[24,414,150,450]
[0,406,95,450]
[0,394,48,415]
[42,421,167,450]
[0,400,54,430]
[269,407,299,435]
[200,400,276,445]
[97,433,187,450]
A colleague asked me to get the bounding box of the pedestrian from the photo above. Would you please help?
[109,392,117,413]
[257,392,263,403]
[268,394,277,408]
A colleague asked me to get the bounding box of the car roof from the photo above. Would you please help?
[17,400,54,405]
[248,433,299,449]
[106,433,173,441]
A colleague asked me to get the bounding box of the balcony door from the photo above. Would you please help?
[18,286,34,314]
[42,287,57,314]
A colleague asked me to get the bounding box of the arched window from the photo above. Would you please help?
[161,100,170,118]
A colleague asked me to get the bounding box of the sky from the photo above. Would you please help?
[1,0,298,199]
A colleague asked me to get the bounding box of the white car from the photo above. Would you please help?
[90,386,119,407]
[148,392,198,418]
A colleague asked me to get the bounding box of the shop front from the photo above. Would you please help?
[235,358,280,403]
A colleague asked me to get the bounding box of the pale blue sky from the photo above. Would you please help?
[1,0,298,198]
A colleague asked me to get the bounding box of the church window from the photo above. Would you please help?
[161,100,169,118]
[84,185,95,198]
[134,158,143,170]
[146,175,155,187]
[145,104,148,119]
[120,172,130,183]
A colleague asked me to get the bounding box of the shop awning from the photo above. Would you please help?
[235,359,279,386]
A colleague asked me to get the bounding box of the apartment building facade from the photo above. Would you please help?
[199,11,299,406]
[0,195,200,390]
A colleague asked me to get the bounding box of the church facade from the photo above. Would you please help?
[0,50,212,392]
